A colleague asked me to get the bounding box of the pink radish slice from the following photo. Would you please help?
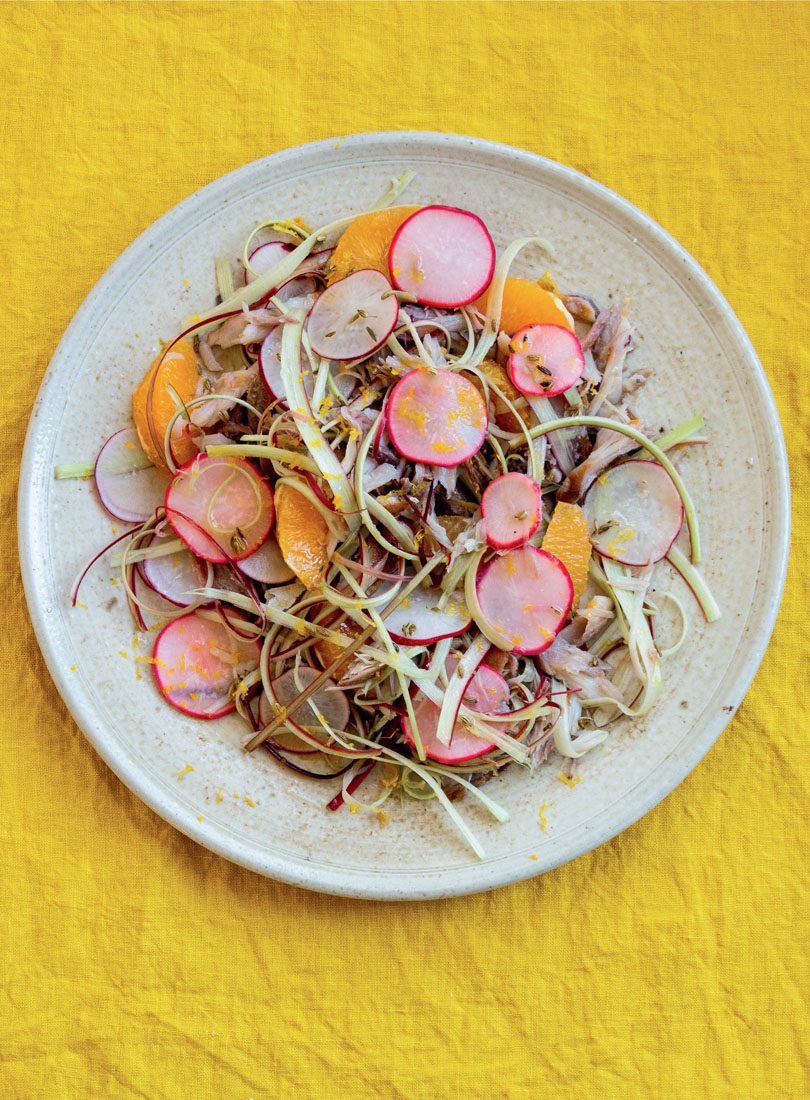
[388,205,495,308]
[94,428,169,523]
[237,536,295,584]
[481,472,542,550]
[386,368,487,467]
[269,666,350,732]
[153,610,260,719]
[508,324,585,398]
[141,544,208,606]
[476,546,573,655]
[306,269,399,360]
[165,454,275,564]
[403,663,509,764]
[383,584,471,645]
[583,458,684,566]
[245,241,293,284]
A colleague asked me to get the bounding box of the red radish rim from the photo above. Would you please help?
[164,455,275,564]
[584,458,685,567]
[481,472,542,551]
[476,547,574,656]
[152,610,260,720]
[385,368,488,468]
[388,205,496,309]
[507,324,586,399]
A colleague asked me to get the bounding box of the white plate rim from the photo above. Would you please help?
[18,132,791,899]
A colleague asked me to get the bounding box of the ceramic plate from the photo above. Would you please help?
[18,133,789,899]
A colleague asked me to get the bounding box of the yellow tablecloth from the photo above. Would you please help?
[2,3,807,1096]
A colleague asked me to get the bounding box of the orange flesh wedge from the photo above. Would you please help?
[132,339,200,470]
[275,483,331,590]
[327,205,421,284]
[542,501,591,606]
[314,619,361,669]
[474,277,575,335]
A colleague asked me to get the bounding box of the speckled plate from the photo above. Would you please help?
[18,133,789,900]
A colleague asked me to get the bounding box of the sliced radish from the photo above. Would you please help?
[383,584,470,645]
[403,663,509,764]
[165,454,274,563]
[481,472,542,550]
[237,536,295,585]
[274,274,319,309]
[294,247,334,277]
[306,269,399,360]
[476,546,573,655]
[94,428,169,523]
[583,459,684,566]
[258,328,285,401]
[386,368,487,467]
[269,666,350,732]
[153,610,259,719]
[245,241,292,284]
[256,692,318,754]
[141,544,208,606]
[388,205,495,308]
[508,324,585,398]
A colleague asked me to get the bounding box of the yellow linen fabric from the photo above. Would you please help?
[1,3,807,1097]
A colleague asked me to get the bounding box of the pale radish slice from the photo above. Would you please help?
[306,269,399,360]
[584,459,684,566]
[258,324,316,403]
[94,428,169,523]
[475,546,573,655]
[165,454,275,563]
[237,536,295,585]
[269,666,350,732]
[508,324,585,398]
[403,663,509,764]
[383,584,470,645]
[274,274,319,309]
[294,247,334,277]
[153,610,260,719]
[481,472,542,550]
[258,325,317,405]
[245,241,293,284]
[258,328,285,400]
[141,544,208,606]
[386,368,488,467]
[388,205,495,308]
[257,693,318,754]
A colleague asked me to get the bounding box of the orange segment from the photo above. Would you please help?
[328,205,421,284]
[275,483,331,590]
[132,339,200,470]
[474,277,574,335]
[542,501,591,606]
[314,619,360,669]
[468,358,527,433]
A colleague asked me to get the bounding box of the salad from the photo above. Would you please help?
[60,173,720,857]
